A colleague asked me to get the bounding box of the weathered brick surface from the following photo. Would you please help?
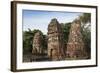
[66,19,87,59]
[32,31,43,54]
[47,18,65,60]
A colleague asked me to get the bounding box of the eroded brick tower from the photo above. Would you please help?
[47,18,65,60]
[32,31,43,54]
[66,19,87,59]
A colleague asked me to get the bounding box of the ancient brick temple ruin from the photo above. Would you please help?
[47,18,65,60]
[32,31,43,54]
[31,18,88,61]
[66,19,87,59]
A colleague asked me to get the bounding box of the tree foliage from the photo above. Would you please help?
[79,13,91,24]
[79,13,91,57]
[79,13,91,31]
[62,22,71,43]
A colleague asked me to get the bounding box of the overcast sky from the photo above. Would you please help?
[23,10,82,34]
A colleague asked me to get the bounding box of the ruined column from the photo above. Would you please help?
[66,19,87,59]
[47,18,65,60]
[32,31,43,55]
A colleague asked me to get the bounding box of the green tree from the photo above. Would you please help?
[79,13,91,31]
[62,22,71,43]
[80,13,91,24]
[79,13,91,58]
